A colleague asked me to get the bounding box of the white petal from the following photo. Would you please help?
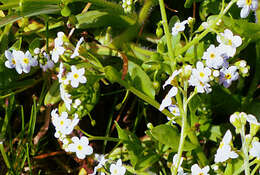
[232,36,242,47]
[240,6,250,18]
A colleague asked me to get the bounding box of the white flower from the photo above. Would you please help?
[192,62,211,83]
[163,70,181,89]
[12,50,38,73]
[191,164,210,175]
[159,86,178,111]
[246,114,260,125]
[67,66,87,88]
[168,105,180,116]
[202,45,224,69]
[60,84,72,111]
[202,22,209,29]
[214,130,238,163]
[68,136,93,159]
[4,50,23,74]
[110,159,126,175]
[34,48,40,55]
[249,141,260,159]
[237,0,258,18]
[188,62,212,93]
[58,62,65,83]
[219,66,239,88]
[217,29,242,57]
[90,154,107,175]
[51,32,66,63]
[71,37,84,58]
[73,99,81,108]
[172,20,188,36]
[40,52,54,72]
[213,70,220,77]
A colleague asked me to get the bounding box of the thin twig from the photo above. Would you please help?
[33,106,51,145]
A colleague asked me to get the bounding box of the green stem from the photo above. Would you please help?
[78,127,121,142]
[0,143,11,169]
[175,0,237,57]
[158,0,175,69]
[241,126,250,175]
[173,92,187,175]
[251,161,260,175]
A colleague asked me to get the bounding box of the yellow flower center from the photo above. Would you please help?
[198,173,204,175]
[210,53,215,59]
[73,73,79,79]
[113,169,118,174]
[199,72,205,78]
[246,0,252,5]
[225,73,232,79]
[77,145,83,151]
[60,120,64,126]
[219,142,224,149]
[227,39,232,46]
[12,59,16,65]
[23,58,29,64]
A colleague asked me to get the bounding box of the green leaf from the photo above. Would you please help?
[151,124,197,151]
[29,38,41,54]
[184,0,194,8]
[128,61,155,99]
[76,10,134,29]
[209,125,222,142]
[0,4,59,28]
[208,15,260,41]
[135,153,160,171]
[184,42,204,64]
[44,80,61,106]
[224,162,233,175]
[115,122,143,167]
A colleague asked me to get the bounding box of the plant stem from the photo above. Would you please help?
[241,125,250,175]
[173,92,187,175]
[158,0,175,70]
[175,0,237,57]
[0,143,11,169]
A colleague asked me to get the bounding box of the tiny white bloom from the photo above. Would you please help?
[168,105,180,116]
[163,69,181,89]
[219,66,239,88]
[191,164,210,175]
[202,22,209,29]
[213,70,220,77]
[71,37,84,58]
[110,159,126,175]
[217,29,242,57]
[202,45,224,69]
[172,20,188,36]
[159,86,178,111]
[67,66,87,88]
[13,50,38,73]
[246,114,260,125]
[214,130,238,163]
[90,154,107,175]
[237,0,258,18]
[57,62,65,83]
[60,84,72,111]
[188,62,212,93]
[34,48,40,55]
[73,99,81,108]
[4,50,23,74]
[68,136,93,159]
[249,141,260,159]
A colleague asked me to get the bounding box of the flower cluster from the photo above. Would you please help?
[122,0,134,13]
[5,50,38,74]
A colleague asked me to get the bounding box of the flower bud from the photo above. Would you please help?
[230,112,246,133]
[246,114,260,137]
[147,123,153,130]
